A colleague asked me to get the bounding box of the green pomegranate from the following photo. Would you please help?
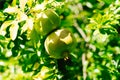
[34,9,60,36]
[44,29,76,59]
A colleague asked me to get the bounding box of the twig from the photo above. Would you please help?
[82,53,87,80]
[73,20,87,80]
[73,20,88,42]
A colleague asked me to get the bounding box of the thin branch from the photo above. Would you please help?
[73,20,87,80]
[73,20,88,42]
[82,53,87,80]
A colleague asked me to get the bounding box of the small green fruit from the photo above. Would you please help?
[34,9,60,36]
[44,29,76,59]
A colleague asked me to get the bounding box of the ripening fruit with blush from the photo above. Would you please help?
[34,9,60,36]
[44,29,76,59]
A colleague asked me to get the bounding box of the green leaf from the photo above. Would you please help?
[27,0,33,8]
[61,15,74,27]
[21,18,33,34]
[4,7,18,14]
[19,0,28,11]
[29,28,40,48]
[99,27,118,35]
[10,21,19,40]
[0,20,12,36]
[103,0,115,5]
[0,35,5,40]
[17,12,28,21]
[11,0,17,6]
[0,12,6,21]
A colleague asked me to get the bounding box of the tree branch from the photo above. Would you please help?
[82,53,87,80]
[73,20,87,80]
[73,20,88,42]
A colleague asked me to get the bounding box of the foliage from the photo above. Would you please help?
[0,0,120,80]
